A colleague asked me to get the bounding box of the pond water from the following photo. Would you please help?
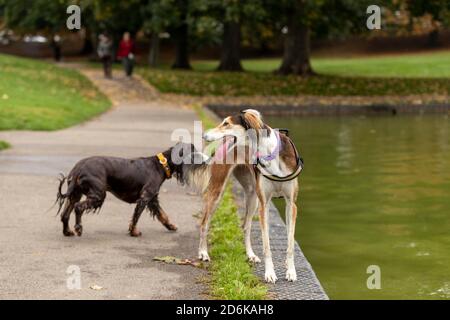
[268,115,450,300]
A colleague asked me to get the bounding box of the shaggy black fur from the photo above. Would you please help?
[56,142,202,237]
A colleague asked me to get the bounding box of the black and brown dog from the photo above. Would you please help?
[56,142,204,237]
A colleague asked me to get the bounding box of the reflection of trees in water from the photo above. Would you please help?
[335,121,354,172]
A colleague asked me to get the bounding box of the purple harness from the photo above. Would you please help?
[256,130,281,162]
[255,130,304,182]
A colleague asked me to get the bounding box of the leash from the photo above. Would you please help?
[256,132,304,182]
[157,153,172,179]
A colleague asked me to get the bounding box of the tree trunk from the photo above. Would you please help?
[427,29,439,47]
[172,23,191,69]
[171,0,191,70]
[52,44,61,62]
[80,28,94,56]
[277,2,314,76]
[148,32,160,67]
[217,21,243,72]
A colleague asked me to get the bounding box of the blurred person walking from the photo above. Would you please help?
[117,32,135,77]
[51,35,62,62]
[97,33,113,79]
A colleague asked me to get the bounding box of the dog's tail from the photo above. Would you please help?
[55,173,74,215]
[182,163,211,194]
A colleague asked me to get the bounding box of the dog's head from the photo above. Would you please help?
[170,142,207,165]
[203,109,265,154]
[166,142,208,182]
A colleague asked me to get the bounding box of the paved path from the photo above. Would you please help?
[0,69,206,299]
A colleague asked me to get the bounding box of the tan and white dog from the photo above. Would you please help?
[188,109,303,283]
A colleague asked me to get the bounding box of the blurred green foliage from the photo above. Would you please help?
[1,0,449,74]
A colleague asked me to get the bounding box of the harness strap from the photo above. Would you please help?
[257,134,304,182]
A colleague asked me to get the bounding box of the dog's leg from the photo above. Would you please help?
[198,164,233,261]
[285,200,298,281]
[146,194,177,232]
[129,187,168,237]
[233,166,260,263]
[61,201,75,237]
[243,190,260,263]
[129,200,146,237]
[285,184,299,282]
[61,192,82,237]
[74,208,83,236]
[256,177,276,283]
[198,193,221,262]
[155,207,178,231]
[74,192,105,237]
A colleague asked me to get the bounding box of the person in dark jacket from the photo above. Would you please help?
[51,35,62,62]
[97,33,113,79]
[117,32,135,77]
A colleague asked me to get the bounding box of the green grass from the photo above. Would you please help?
[138,51,450,97]
[0,140,10,151]
[0,54,110,131]
[194,105,267,300]
[193,51,450,77]
[209,186,267,299]
[312,51,450,78]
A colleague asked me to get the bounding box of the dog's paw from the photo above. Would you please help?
[166,223,178,232]
[198,251,210,262]
[129,229,142,237]
[248,254,261,264]
[286,269,297,282]
[63,229,75,237]
[74,225,83,237]
[265,270,278,283]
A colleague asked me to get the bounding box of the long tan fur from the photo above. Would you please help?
[242,109,264,130]
[183,163,211,194]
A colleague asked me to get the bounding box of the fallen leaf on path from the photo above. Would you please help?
[153,256,204,268]
[192,211,202,219]
[89,285,104,290]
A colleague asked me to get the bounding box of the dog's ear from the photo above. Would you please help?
[240,109,264,130]
[241,109,262,119]
[170,142,186,165]
[171,142,198,164]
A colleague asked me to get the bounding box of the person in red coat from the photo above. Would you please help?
[117,32,135,77]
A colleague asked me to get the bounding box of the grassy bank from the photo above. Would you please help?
[209,186,267,299]
[0,140,10,151]
[195,106,267,300]
[0,54,110,131]
[138,51,450,96]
